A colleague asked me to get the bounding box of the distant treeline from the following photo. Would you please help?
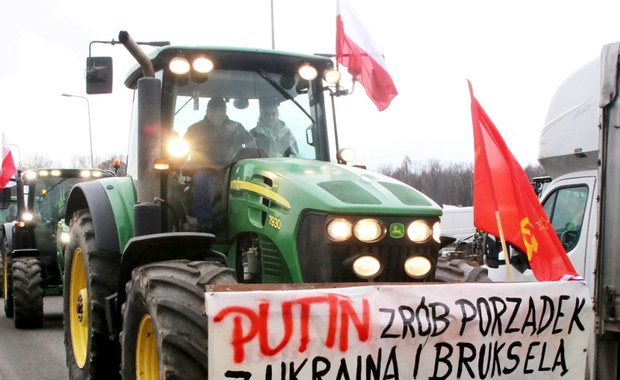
[16,153,546,207]
[14,153,126,176]
[379,156,545,207]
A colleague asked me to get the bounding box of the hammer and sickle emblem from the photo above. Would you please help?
[520,217,539,260]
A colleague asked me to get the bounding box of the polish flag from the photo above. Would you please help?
[0,132,16,189]
[336,0,398,111]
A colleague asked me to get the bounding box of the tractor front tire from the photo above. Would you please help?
[120,260,237,379]
[3,253,13,318]
[12,257,43,329]
[63,209,121,379]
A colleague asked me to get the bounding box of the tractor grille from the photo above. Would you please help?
[258,235,288,282]
[296,212,440,283]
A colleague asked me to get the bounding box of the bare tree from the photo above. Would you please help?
[380,159,545,207]
[19,153,58,170]
[69,153,126,173]
[69,155,92,168]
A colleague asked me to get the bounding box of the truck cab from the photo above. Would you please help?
[514,44,620,379]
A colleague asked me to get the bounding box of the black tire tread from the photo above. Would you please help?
[3,253,14,318]
[434,257,494,283]
[12,257,43,329]
[63,209,121,379]
[121,260,236,380]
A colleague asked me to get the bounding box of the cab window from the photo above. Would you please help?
[542,185,588,251]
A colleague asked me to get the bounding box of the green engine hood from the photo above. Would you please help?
[229,158,442,216]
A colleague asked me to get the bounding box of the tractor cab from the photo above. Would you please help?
[0,178,18,223]
[100,42,347,236]
[14,168,114,291]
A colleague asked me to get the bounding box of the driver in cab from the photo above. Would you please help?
[183,97,253,232]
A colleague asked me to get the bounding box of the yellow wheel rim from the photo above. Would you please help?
[136,314,159,379]
[69,248,88,368]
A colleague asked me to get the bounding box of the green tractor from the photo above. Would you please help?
[1,168,113,328]
[61,31,445,379]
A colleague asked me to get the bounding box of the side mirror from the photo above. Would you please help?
[0,187,11,209]
[86,56,113,94]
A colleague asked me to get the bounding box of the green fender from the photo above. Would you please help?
[64,177,137,253]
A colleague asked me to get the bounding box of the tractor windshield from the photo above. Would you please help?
[30,178,84,221]
[22,170,114,222]
[169,68,325,161]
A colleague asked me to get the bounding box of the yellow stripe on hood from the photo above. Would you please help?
[230,180,291,210]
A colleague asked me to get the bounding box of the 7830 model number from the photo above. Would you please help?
[268,215,281,230]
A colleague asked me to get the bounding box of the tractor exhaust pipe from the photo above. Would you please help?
[118,31,155,78]
[119,31,161,208]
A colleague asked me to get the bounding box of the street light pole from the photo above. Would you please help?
[62,93,94,167]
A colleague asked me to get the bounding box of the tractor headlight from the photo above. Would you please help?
[353,219,385,243]
[432,222,441,243]
[298,64,318,80]
[167,138,189,157]
[407,220,432,243]
[22,212,34,222]
[352,255,382,279]
[192,56,214,73]
[169,56,190,74]
[336,148,356,164]
[25,171,38,180]
[404,256,433,279]
[323,69,341,84]
[327,218,353,242]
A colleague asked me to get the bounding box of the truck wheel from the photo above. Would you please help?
[3,253,14,318]
[434,257,493,283]
[63,209,121,379]
[12,257,43,329]
[120,260,236,379]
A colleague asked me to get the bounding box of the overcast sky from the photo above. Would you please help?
[2,0,619,171]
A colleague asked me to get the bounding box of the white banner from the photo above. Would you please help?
[206,281,592,379]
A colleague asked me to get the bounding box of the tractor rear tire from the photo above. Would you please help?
[12,257,44,329]
[3,253,13,318]
[120,260,237,379]
[63,209,121,379]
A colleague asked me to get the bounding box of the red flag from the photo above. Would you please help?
[336,0,398,111]
[469,81,579,281]
[0,132,16,189]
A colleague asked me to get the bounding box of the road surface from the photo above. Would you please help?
[0,296,68,380]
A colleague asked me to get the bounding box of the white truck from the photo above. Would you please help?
[484,42,620,379]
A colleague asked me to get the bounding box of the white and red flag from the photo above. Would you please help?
[336,0,398,111]
[0,132,16,189]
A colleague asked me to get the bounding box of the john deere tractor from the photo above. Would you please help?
[1,168,113,328]
[61,31,444,378]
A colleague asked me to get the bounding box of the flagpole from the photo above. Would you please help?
[495,211,514,282]
[270,0,275,49]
